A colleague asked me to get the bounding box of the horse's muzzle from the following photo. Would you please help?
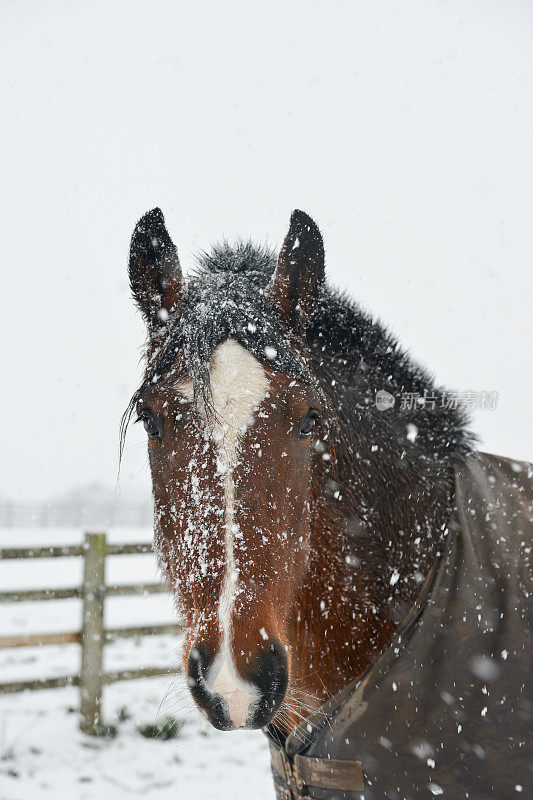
[187,639,288,730]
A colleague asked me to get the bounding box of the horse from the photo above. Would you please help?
[124,209,532,798]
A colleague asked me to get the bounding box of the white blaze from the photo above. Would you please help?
[180,338,269,726]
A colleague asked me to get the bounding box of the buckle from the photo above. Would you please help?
[269,742,303,795]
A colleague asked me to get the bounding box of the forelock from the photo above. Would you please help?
[159,275,307,381]
[194,240,276,277]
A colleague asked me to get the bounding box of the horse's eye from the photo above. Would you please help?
[299,410,318,439]
[141,414,161,441]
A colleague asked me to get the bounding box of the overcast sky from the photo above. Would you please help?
[1,0,532,503]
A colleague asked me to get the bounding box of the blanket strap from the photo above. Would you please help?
[269,740,364,798]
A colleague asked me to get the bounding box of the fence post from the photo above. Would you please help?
[79,531,106,735]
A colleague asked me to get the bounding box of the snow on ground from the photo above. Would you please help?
[0,681,272,800]
[0,528,273,800]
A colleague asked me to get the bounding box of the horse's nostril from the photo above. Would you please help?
[246,638,289,727]
[187,643,215,704]
[251,638,288,693]
[187,643,253,731]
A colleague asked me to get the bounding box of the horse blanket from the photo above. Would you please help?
[268,452,533,799]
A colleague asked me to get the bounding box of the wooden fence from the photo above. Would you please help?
[0,532,180,735]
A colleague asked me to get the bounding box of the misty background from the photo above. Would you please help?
[1,0,532,511]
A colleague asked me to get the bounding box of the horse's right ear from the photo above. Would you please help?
[128,208,182,327]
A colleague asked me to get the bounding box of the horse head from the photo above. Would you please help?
[126,209,330,730]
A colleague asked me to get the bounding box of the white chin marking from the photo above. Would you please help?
[178,339,269,722]
[209,653,257,728]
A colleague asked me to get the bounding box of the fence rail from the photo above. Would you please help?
[0,502,152,529]
[0,542,154,559]
[0,532,180,734]
[0,667,179,696]
[0,623,179,649]
[0,582,167,603]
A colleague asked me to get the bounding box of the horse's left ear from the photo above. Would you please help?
[268,210,325,326]
[128,208,182,327]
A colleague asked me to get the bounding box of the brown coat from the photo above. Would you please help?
[268,452,533,799]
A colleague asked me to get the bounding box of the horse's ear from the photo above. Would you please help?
[268,210,325,326]
[128,208,182,327]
